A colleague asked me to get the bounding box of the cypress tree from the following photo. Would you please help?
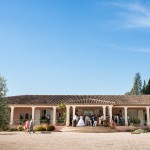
[141,80,147,94]
[146,79,150,94]
[131,72,142,95]
[0,75,9,130]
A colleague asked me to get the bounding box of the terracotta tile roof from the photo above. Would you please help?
[7,95,150,106]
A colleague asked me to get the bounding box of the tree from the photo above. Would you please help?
[57,103,66,124]
[0,75,9,130]
[125,72,142,95]
[131,72,142,95]
[141,80,147,94]
[125,91,131,95]
[145,79,150,94]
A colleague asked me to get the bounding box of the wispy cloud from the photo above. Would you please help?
[93,40,119,49]
[130,47,150,53]
[111,2,150,28]
[96,40,150,53]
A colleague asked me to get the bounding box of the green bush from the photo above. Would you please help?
[2,126,10,131]
[17,125,24,131]
[48,125,55,131]
[132,129,145,134]
[9,127,18,131]
[0,126,18,131]
[34,124,55,131]
[119,119,125,126]
[131,118,140,125]
[57,113,66,124]
[34,125,45,131]
[40,119,47,124]
[144,127,150,132]
[103,120,109,127]
[42,124,49,131]
[42,124,55,131]
[58,117,65,123]
[72,120,77,127]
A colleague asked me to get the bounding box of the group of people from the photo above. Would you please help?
[72,114,131,127]
[113,114,131,126]
[72,114,105,127]
[41,114,51,124]
[24,119,35,133]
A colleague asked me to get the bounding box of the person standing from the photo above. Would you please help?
[47,115,50,124]
[76,115,85,126]
[93,115,98,127]
[25,119,29,133]
[116,115,119,125]
[127,114,130,126]
[29,119,35,133]
[100,114,104,126]
[85,115,90,126]
[72,114,78,127]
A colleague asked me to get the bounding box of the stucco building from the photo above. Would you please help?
[8,95,150,126]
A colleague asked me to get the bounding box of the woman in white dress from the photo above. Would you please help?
[77,115,85,126]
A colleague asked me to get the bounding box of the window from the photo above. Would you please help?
[20,113,24,120]
[25,113,29,119]
[84,110,93,115]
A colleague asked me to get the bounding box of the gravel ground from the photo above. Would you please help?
[0,132,150,150]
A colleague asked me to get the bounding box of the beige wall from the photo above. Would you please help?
[112,108,123,116]
[14,107,32,121]
[9,105,150,126]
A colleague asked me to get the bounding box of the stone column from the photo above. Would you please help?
[66,105,70,126]
[32,106,35,123]
[103,106,106,120]
[124,107,128,126]
[53,106,57,125]
[72,106,76,117]
[146,107,150,126]
[109,106,113,122]
[10,106,15,125]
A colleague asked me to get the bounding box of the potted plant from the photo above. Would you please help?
[103,120,109,127]
[57,104,66,125]
[72,119,77,127]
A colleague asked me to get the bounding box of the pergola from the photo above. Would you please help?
[7,95,150,126]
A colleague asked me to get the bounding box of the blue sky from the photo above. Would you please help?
[0,0,150,96]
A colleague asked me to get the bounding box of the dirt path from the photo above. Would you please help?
[0,132,150,150]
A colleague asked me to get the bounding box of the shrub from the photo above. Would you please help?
[34,124,55,131]
[132,129,145,134]
[58,117,65,124]
[2,126,10,131]
[72,120,77,127]
[48,125,55,131]
[40,119,47,124]
[42,124,49,131]
[34,125,45,131]
[42,124,55,131]
[57,104,66,124]
[110,121,116,129]
[119,119,125,126]
[103,120,109,127]
[144,127,150,132]
[9,127,18,131]
[131,118,140,125]
[17,125,24,131]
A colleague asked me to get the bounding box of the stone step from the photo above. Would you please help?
[60,127,118,133]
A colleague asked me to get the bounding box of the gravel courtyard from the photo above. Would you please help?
[0,132,150,150]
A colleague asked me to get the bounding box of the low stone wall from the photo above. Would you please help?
[55,126,65,131]
[116,126,148,132]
